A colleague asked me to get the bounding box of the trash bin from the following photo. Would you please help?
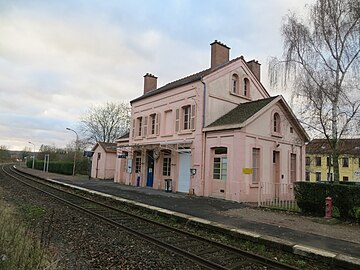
[164,179,172,192]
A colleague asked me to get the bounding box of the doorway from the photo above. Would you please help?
[273,151,280,198]
[146,151,154,187]
[178,152,191,193]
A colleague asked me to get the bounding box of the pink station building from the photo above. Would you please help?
[115,40,309,203]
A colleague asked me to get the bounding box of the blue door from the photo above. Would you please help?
[146,151,154,187]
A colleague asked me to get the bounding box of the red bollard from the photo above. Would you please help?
[325,196,332,219]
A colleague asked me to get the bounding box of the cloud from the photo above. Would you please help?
[0,0,315,150]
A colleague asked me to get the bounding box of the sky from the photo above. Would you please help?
[0,0,314,151]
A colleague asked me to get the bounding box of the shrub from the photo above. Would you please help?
[294,182,360,222]
[294,182,327,215]
[27,160,73,175]
[26,159,89,175]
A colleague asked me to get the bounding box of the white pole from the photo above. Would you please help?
[66,128,79,176]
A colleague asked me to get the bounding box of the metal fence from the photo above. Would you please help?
[257,182,299,211]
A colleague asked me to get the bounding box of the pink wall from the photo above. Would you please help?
[114,45,308,203]
[91,146,116,180]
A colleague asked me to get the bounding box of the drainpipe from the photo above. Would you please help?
[201,77,207,196]
[201,77,206,128]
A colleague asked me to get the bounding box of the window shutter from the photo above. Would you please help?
[155,113,160,135]
[190,104,196,130]
[175,108,180,132]
[132,119,135,138]
[143,116,148,137]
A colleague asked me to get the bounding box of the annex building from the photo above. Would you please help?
[114,40,309,203]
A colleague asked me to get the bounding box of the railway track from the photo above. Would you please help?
[2,164,300,270]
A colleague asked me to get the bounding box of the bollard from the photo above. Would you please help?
[325,196,332,219]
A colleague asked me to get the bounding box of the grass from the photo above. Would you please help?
[0,201,58,270]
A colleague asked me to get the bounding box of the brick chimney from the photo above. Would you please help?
[247,60,261,81]
[143,73,157,94]
[210,40,230,69]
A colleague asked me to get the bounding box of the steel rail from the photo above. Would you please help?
[2,164,300,270]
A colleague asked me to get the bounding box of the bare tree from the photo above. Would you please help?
[269,0,360,181]
[80,101,130,144]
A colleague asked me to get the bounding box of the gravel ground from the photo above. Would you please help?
[0,172,206,269]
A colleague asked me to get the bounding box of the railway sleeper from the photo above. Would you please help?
[195,247,221,256]
[176,241,205,249]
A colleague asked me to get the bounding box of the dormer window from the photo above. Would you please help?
[231,74,239,94]
[243,78,249,96]
[273,112,280,133]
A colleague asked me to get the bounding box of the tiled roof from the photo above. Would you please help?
[130,56,244,103]
[306,138,360,155]
[207,96,278,128]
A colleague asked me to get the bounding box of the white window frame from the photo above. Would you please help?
[212,147,227,180]
[252,148,260,184]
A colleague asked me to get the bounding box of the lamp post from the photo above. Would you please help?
[28,141,35,169]
[66,128,79,176]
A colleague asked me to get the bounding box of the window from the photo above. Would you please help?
[290,127,294,133]
[252,148,260,184]
[243,78,249,96]
[137,117,142,137]
[290,154,296,182]
[135,157,141,173]
[343,176,349,182]
[175,105,196,132]
[183,106,190,130]
[148,113,160,136]
[326,156,330,167]
[232,74,239,94]
[273,113,280,133]
[305,171,310,181]
[97,153,101,160]
[150,114,156,135]
[315,157,321,166]
[305,157,310,166]
[342,157,349,167]
[315,172,321,181]
[213,147,227,180]
[162,156,171,176]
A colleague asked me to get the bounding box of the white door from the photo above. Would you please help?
[178,152,191,193]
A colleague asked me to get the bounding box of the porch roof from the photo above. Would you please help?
[117,140,192,152]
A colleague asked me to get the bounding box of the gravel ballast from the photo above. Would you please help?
[0,172,205,269]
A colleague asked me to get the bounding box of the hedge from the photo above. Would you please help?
[26,160,89,175]
[294,182,360,222]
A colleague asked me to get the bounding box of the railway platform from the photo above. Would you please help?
[15,166,360,269]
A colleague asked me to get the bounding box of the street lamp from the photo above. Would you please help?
[66,127,79,176]
[28,141,35,169]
